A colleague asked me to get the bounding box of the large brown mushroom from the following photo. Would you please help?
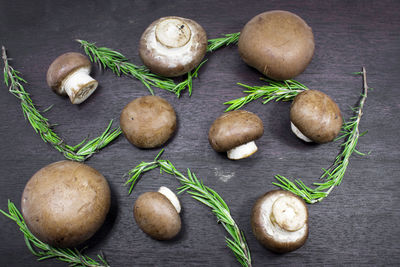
[21,161,111,248]
[120,95,177,148]
[47,52,98,104]
[134,186,181,240]
[290,90,342,143]
[251,190,309,253]
[139,16,208,77]
[208,110,264,160]
[238,10,315,80]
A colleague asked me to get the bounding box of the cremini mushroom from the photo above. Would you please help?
[134,186,181,240]
[238,10,315,80]
[208,110,264,160]
[46,52,98,104]
[21,161,111,248]
[251,190,309,253]
[120,95,177,148]
[139,16,207,77]
[290,90,342,143]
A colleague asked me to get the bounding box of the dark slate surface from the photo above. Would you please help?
[1,0,399,266]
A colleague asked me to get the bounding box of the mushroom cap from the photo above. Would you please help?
[21,160,111,248]
[139,16,208,77]
[290,90,343,143]
[120,95,177,148]
[46,52,92,95]
[134,191,181,240]
[251,190,309,253]
[208,110,264,152]
[238,10,315,80]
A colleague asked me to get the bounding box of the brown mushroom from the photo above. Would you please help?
[139,16,207,77]
[120,95,177,148]
[238,10,315,80]
[134,186,181,240]
[290,90,342,143]
[46,52,98,104]
[251,190,309,253]
[21,160,111,248]
[208,110,264,160]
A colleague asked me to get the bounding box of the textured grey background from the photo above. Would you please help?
[1,0,399,266]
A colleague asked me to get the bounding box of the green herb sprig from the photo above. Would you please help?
[2,46,122,162]
[273,68,369,203]
[224,79,309,112]
[0,200,109,267]
[125,150,252,267]
[207,32,240,52]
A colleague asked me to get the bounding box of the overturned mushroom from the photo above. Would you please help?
[120,95,177,148]
[21,161,111,248]
[47,52,98,104]
[290,90,342,143]
[208,110,264,160]
[238,10,315,80]
[134,186,181,240]
[139,16,207,77]
[251,190,308,253]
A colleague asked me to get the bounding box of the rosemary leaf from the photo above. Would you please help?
[207,32,240,52]
[0,200,109,267]
[2,46,122,162]
[124,149,252,267]
[273,68,370,204]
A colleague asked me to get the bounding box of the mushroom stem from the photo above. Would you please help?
[227,141,258,160]
[158,186,181,214]
[270,196,307,232]
[290,122,312,142]
[62,67,98,104]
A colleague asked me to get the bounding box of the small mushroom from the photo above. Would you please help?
[120,95,177,148]
[134,186,181,240]
[290,90,342,143]
[139,16,208,77]
[47,52,98,104]
[251,190,309,253]
[21,161,111,248]
[208,110,264,160]
[238,10,315,80]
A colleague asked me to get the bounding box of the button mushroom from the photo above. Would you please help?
[134,186,181,240]
[47,52,98,104]
[21,160,111,248]
[208,110,264,160]
[238,10,315,80]
[251,190,309,253]
[290,90,343,143]
[139,16,207,77]
[120,95,177,148]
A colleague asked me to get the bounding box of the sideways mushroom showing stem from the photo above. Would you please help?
[139,16,208,77]
[208,110,264,160]
[47,52,98,104]
[134,187,181,240]
[120,95,177,148]
[251,190,308,253]
[238,10,315,80]
[290,90,343,143]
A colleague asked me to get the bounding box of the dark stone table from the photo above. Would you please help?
[1,0,399,266]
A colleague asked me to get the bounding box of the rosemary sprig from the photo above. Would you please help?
[0,200,109,267]
[273,68,370,204]
[172,59,207,97]
[2,46,122,162]
[224,79,309,112]
[125,149,252,267]
[207,32,240,52]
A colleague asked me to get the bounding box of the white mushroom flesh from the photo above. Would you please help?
[260,192,307,243]
[146,18,198,68]
[158,186,181,214]
[291,122,312,142]
[62,66,98,104]
[227,141,258,160]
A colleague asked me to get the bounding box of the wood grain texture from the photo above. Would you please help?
[1,0,400,266]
